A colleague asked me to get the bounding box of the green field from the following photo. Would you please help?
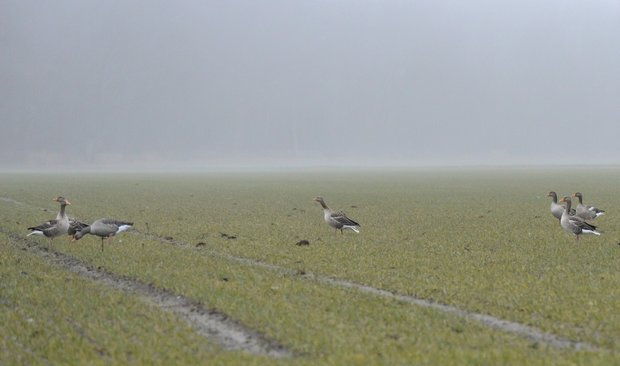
[1,168,619,365]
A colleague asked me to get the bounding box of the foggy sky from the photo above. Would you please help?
[1,0,619,171]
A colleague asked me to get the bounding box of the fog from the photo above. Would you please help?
[2,1,619,171]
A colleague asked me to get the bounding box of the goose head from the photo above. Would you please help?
[53,196,71,205]
[72,227,88,241]
[559,196,572,210]
[313,196,328,209]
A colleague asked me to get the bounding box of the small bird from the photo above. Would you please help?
[571,192,605,220]
[546,191,574,220]
[559,196,601,242]
[313,196,360,234]
[27,197,71,246]
[72,218,133,252]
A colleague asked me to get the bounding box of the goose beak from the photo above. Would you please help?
[65,200,71,205]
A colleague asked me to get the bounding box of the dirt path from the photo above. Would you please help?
[2,230,291,358]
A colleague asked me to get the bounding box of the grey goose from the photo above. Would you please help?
[27,197,71,245]
[547,191,565,220]
[55,208,88,239]
[72,218,133,252]
[313,197,360,234]
[571,192,605,220]
[547,191,574,220]
[559,196,600,242]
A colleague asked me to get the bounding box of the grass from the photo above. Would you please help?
[0,232,267,365]
[1,168,619,364]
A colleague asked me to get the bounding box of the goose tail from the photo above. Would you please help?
[344,225,360,233]
[117,224,133,233]
[582,229,601,236]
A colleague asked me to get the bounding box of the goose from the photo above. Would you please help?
[55,209,89,240]
[572,192,605,220]
[547,191,571,220]
[313,197,360,234]
[27,197,71,245]
[72,218,133,252]
[547,191,575,220]
[558,196,600,242]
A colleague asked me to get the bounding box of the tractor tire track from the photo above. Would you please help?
[1,229,291,358]
[132,229,599,352]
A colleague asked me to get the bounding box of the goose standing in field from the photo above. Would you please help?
[72,218,133,252]
[547,191,571,220]
[571,192,605,220]
[55,207,89,240]
[313,197,360,234]
[27,197,71,245]
[558,196,600,242]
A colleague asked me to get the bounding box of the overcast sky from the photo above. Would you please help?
[1,0,619,171]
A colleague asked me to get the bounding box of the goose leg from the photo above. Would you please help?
[101,237,105,252]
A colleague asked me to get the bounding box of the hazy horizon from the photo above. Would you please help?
[2,1,619,171]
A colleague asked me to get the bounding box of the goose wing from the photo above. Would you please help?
[567,215,597,232]
[99,219,133,234]
[330,211,360,227]
[99,218,133,227]
[28,219,59,232]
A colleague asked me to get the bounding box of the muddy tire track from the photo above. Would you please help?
[131,229,599,351]
[2,230,291,358]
